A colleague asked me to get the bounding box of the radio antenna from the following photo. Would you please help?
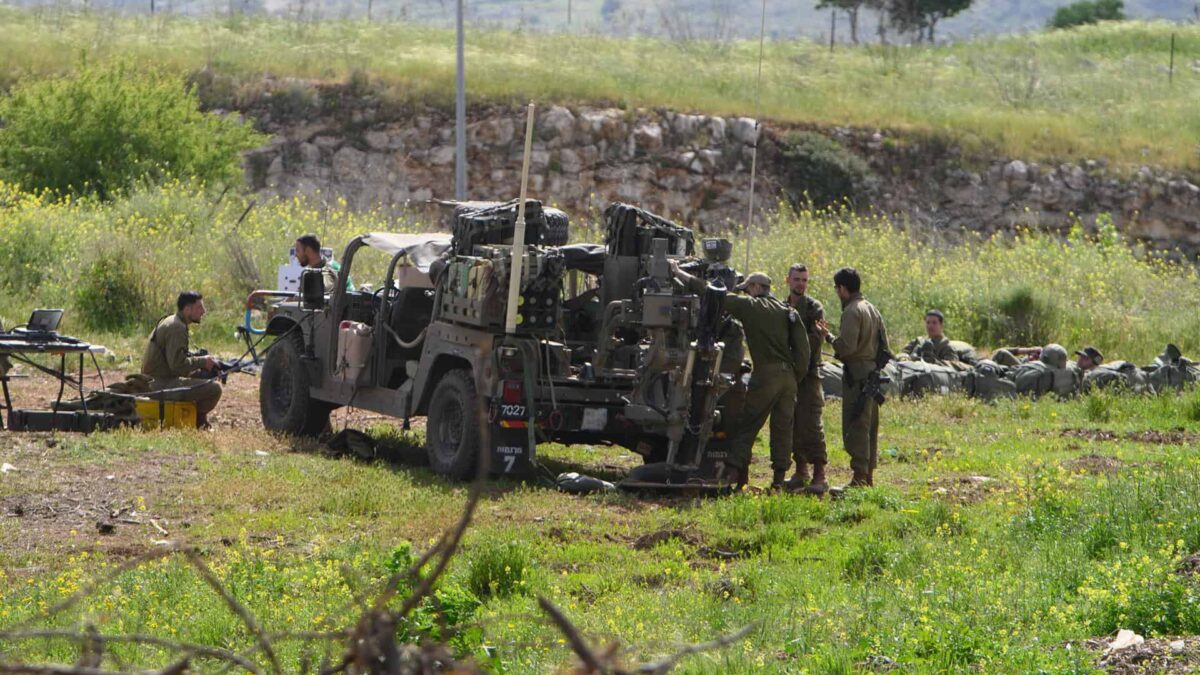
[745,0,768,273]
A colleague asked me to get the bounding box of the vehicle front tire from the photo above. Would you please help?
[426,368,483,480]
[260,332,332,436]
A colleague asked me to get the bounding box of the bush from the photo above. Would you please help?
[466,542,531,600]
[1048,0,1125,29]
[972,286,1057,348]
[74,255,151,331]
[0,62,264,199]
[778,131,877,209]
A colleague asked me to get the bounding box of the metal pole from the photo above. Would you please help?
[455,0,467,200]
[829,10,835,52]
[505,103,537,335]
[1169,33,1176,86]
[745,0,767,273]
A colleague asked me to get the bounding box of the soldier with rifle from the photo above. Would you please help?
[815,267,890,488]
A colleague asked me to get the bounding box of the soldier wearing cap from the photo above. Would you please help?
[670,263,810,489]
[1075,346,1103,372]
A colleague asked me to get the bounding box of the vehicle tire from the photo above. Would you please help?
[542,207,570,246]
[426,368,483,480]
[260,332,331,436]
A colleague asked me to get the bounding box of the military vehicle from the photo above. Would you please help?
[247,200,747,485]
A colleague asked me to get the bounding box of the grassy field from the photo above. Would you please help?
[0,8,1198,168]
[3,376,1200,672]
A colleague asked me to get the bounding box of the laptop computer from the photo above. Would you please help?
[14,309,64,340]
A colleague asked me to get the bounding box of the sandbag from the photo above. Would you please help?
[820,362,843,399]
[964,359,1016,401]
[1143,344,1198,393]
[893,360,967,397]
[1082,361,1150,394]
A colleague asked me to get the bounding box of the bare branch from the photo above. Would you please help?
[0,630,260,673]
[183,549,282,675]
[634,623,757,674]
[537,597,608,674]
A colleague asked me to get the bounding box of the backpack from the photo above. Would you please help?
[1082,361,1149,394]
[964,359,1016,400]
[948,340,979,365]
[820,361,843,399]
[1012,360,1079,399]
[1143,344,1197,394]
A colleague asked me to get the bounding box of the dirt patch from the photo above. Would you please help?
[1061,428,1199,445]
[1177,553,1200,577]
[630,528,701,550]
[928,474,1002,504]
[1064,454,1126,476]
[1082,635,1200,674]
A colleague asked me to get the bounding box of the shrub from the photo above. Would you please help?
[842,539,894,580]
[972,285,1056,348]
[0,62,264,199]
[74,254,151,331]
[778,131,877,209]
[1048,0,1125,29]
[1083,391,1115,422]
[466,542,530,600]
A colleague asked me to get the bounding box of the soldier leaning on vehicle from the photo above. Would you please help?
[671,263,809,490]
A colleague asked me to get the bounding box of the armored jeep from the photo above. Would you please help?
[252,200,745,483]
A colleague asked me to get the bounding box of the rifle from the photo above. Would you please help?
[849,322,893,421]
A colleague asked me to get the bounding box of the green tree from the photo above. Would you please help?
[1048,0,1125,29]
[888,0,973,42]
[816,0,867,43]
[0,62,264,200]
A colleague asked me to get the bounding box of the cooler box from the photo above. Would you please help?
[135,398,198,429]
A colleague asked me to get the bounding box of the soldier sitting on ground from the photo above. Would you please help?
[141,291,223,429]
[900,310,961,364]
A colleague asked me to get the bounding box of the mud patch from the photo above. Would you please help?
[1177,553,1200,577]
[1082,635,1200,674]
[630,528,701,550]
[1061,428,1199,445]
[1065,454,1126,476]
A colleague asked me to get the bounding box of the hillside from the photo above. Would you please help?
[4,0,1197,38]
[1,9,1198,169]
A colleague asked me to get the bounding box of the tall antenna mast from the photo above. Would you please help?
[745,0,768,273]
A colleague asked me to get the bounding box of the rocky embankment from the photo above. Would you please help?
[236,86,1200,254]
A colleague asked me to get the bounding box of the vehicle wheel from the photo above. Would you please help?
[542,207,570,246]
[260,332,331,436]
[426,369,483,480]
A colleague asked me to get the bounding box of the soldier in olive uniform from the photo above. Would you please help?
[671,263,809,489]
[815,268,887,487]
[141,291,223,428]
[785,263,828,493]
[295,234,353,292]
[901,310,959,363]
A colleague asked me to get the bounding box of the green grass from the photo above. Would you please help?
[3,391,1200,671]
[1,8,1198,168]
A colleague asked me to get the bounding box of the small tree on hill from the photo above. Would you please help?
[888,0,973,42]
[1048,0,1125,29]
[816,0,867,43]
[0,62,264,200]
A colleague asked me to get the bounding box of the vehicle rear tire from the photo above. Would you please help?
[426,369,483,480]
[260,332,331,436]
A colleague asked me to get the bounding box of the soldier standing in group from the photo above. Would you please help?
[141,291,223,428]
[784,263,828,494]
[815,268,887,488]
[671,263,809,489]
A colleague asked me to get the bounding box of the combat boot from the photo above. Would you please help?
[716,462,747,490]
[848,470,872,488]
[770,469,787,491]
[786,462,811,489]
[802,463,829,495]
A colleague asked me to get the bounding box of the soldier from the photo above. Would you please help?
[784,263,828,494]
[671,263,809,489]
[141,291,223,428]
[901,310,959,363]
[295,234,352,292]
[1075,346,1103,372]
[815,267,887,488]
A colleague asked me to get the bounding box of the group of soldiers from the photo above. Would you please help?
[672,261,888,493]
[138,234,338,428]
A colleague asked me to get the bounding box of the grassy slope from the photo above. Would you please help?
[1,8,1198,168]
[3,387,1200,671]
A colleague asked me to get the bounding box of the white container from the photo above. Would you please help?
[336,320,373,383]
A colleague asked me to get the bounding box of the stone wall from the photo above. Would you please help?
[240,92,1200,254]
